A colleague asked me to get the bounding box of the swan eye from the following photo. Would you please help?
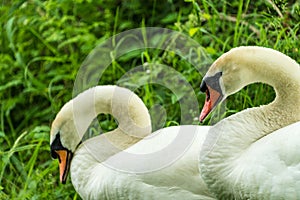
[51,150,58,159]
[200,80,208,93]
[51,132,68,159]
[206,89,210,101]
[202,72,223,91]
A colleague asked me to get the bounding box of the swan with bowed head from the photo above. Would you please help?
[50,46,300,199]
[50,85,214,199]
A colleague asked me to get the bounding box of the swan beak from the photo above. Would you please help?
[54,149,72,184]
[199,85,222,122]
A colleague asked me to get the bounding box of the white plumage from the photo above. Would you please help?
[50,46,300,199]
[199,46,300,199]
[71,126,215,199]
[50,85,215,199]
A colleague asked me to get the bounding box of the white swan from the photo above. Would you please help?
[50,85,215,199]
[198,46,300,199]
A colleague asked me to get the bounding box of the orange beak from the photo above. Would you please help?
[199,85,222,122]
[55,149,72,184]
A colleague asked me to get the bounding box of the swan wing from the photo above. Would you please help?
[231,121,300,199]
[71,125,216,199]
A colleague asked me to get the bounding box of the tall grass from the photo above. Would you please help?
[0,0,299,199]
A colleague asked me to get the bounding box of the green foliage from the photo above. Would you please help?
[0,0,299,199]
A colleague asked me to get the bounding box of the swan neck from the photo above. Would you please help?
[73,86,151,150]
[200,47,300,198]
[202,48,300,159]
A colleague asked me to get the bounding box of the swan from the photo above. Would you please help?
[198,46,300,199]
[50,85,216,199]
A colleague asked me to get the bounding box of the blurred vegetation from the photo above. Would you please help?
[0,0,299,199]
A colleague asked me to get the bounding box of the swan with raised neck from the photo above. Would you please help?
[199,46,300,199]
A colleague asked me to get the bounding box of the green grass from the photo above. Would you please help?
[0,0,299,199]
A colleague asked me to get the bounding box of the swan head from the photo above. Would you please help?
[50,100,82,184]
[199,46,259,122]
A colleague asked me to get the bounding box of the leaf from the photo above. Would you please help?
[206,47,216,55]
[202,13,211,20]
[0,132,5,138]
[189,27,199,37]
[0,80,23,92]
[161,13,177,24]
[31,126,50,133]
[6,17,15,45]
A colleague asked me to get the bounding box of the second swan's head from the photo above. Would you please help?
[199,46,253,122]
[49,85,151,184]
[199,46,294,122]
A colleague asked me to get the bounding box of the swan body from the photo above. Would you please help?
[71,125,214,199]
[199,46,300,199]
[50,46,300,199]
[50,85,215,199]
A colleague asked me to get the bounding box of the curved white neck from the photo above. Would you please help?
[57,86,151,154]
[200,49,300,196]
[68,86,152,193]
[206,48,300,154]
